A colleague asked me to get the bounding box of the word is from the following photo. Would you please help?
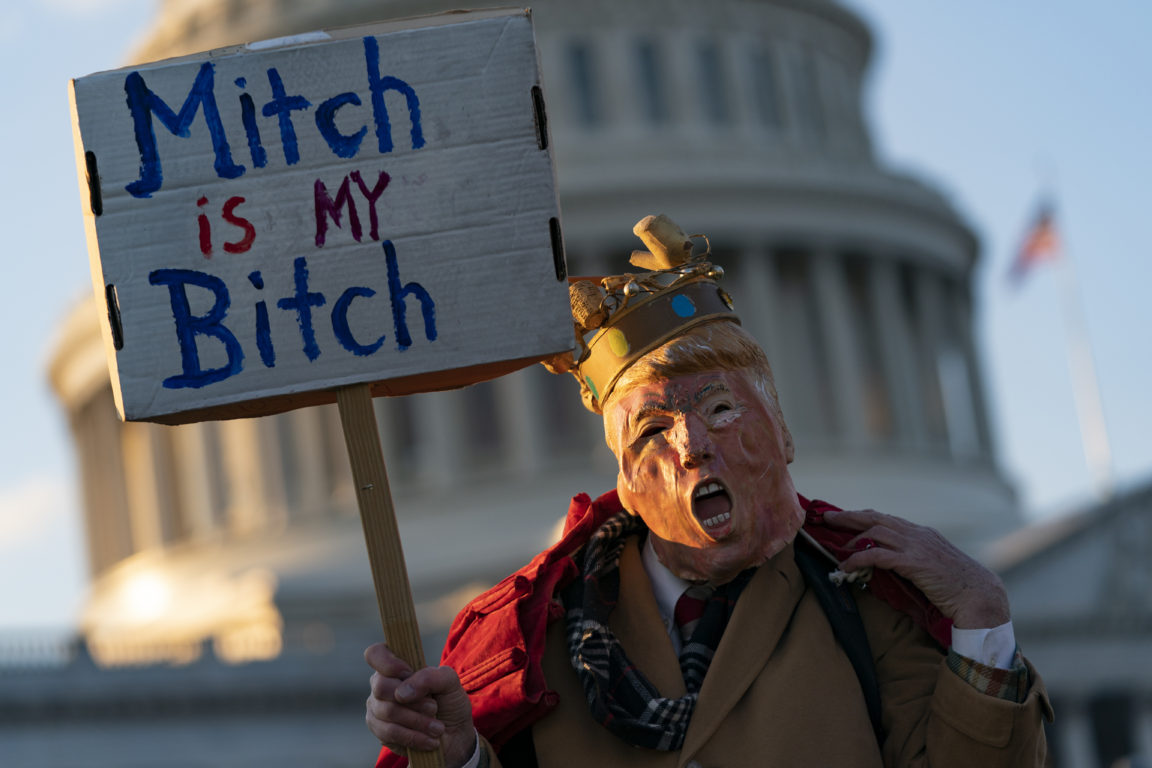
[196,196,255,256]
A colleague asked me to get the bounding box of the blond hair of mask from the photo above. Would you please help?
[597,322,790,456]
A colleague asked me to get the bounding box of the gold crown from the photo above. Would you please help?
[546,215,740,412]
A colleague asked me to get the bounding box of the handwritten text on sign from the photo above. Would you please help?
[70,12,570,424]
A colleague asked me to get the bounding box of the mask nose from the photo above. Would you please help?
[671,413,714,469]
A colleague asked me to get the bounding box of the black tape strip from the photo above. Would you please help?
[549,217,566,282]
[85,151,103,216]
[105,284,124,350]
[532,86,549,151]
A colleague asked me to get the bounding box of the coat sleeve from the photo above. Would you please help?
[856,589,1054,768]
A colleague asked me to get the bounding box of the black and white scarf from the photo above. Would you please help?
[561,511,754,751]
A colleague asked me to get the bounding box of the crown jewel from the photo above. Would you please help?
[546,215,740,412]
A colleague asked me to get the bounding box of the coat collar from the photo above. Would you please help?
[681,542,805,758]
[612,535,689,699]
[604,535,807,758]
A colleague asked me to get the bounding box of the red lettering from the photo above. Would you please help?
[197,196,212,256]
[350,170,391,242]
[222,196,256,254]
[314,175,361,247]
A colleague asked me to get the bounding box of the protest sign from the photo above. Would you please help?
[70,9,570,425]
[71,13,572,765]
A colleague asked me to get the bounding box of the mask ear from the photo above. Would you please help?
[616,469,637,513]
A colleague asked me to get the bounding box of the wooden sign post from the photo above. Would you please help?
[69,11,571,767]
[337,383,429,737]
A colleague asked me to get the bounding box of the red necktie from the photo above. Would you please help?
[674,584,712,645]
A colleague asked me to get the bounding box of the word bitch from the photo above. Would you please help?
[124,36,424,198]
[149,240,437,389]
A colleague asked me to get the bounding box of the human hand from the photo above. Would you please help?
[365,643,477,768]
[824,509,1011,629]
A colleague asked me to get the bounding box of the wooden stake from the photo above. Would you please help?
[337,383,446,768]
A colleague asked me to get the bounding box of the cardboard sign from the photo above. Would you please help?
[70,10,571,424]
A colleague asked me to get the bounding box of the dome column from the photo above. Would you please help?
[952,281,994,457]
[1058,699,1099,768]
[1136,695,1152,763]
[120,422,174,551]
[217,418,285,535]
[168,422,218,539]
[412,390,469,487]
[810,246,869,446]
[497,368,548,475]
[868,257,927,450]
[735,243,782,368]
[912,267,949,450]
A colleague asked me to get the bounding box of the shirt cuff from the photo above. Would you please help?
[946,646,1030,703]
[951,620,1016,670]
[459,731,482,768]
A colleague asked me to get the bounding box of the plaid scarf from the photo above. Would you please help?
[561,511,753,751]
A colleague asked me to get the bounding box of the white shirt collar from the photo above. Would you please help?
[642,533,692,624]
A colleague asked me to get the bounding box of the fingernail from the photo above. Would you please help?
[429,720,445,737]
[396,684,413,700]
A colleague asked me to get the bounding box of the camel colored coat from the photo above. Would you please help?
[484,538,1051,768]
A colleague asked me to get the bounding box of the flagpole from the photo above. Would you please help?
[1055,242,1114,501]
[1012,187,1115,502]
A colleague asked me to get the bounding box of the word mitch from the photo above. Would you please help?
[124,36,424,198]
[149,240,437,390]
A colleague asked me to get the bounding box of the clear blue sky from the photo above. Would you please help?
[0,0,1149,630]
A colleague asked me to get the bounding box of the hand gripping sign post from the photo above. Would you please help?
[70,10,571,766]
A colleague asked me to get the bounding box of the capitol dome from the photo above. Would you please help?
[51,0,1017,680]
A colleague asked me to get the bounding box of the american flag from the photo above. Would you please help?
[1010,200,1062,284]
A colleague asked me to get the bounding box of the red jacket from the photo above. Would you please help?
[376,490,950,767]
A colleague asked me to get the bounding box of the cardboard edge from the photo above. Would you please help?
[81,7,532,75]
[141,351,568,425]
[69,80,129,421]
[286,7,532,47]
[525,14,568,285]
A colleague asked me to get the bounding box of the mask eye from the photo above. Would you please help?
[639,423,667,438]
[707,399,736,419]
[704,400,737,426]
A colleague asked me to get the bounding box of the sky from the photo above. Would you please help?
[0,0,1149,632]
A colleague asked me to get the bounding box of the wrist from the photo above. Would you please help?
[952,592,1010,629]
[444,727,480,768]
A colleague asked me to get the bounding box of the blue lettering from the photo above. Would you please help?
[262,68,312,165]
[235,77,267,169]
[316,92,367,159]
[383,239,436,350]
[332,286,385,356]
[123,46,429,192]
[247,271,275,367]
[124,62,244,198]
[149,268,244,388]
[363,36,425,154]
[276,257,327,361]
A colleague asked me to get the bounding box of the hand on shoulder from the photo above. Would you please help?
[823,508,1010,629]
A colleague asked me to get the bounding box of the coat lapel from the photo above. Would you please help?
[611,535,688,699]
[679,543,805,761]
